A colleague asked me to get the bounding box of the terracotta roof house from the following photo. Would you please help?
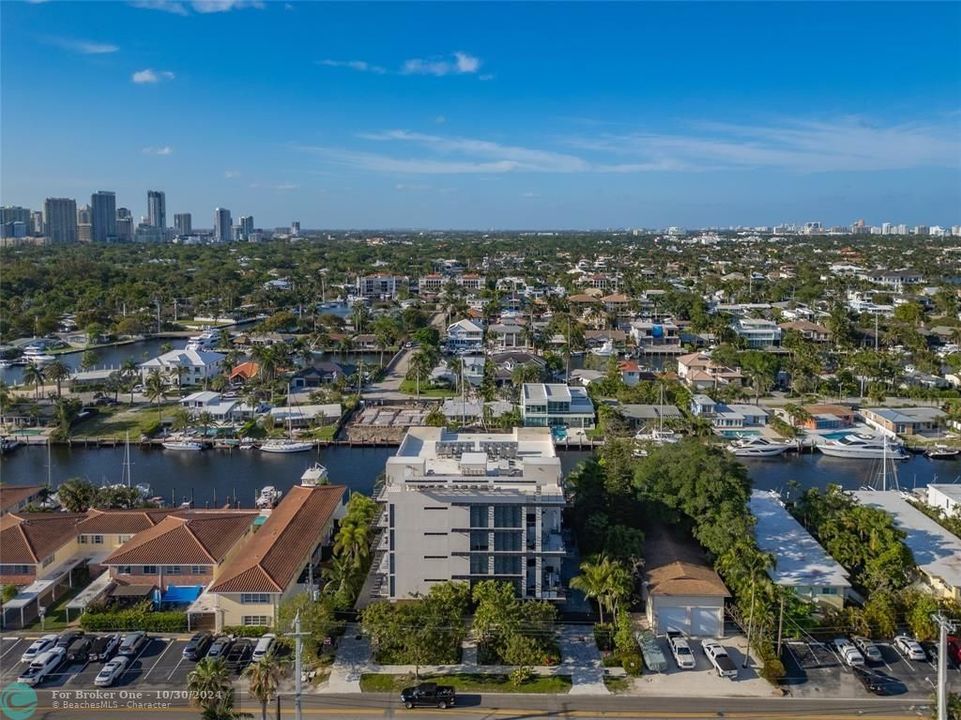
[229,361,260,383]
[205,484,345,629]
[0,485,44,516]
[102,511,258,593]
[0,512,86,586]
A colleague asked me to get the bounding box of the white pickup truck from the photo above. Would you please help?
[702,640,738,679]
[666,631,696,670]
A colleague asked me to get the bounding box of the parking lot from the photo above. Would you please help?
[1,636,203,690]
[782,639,961,699]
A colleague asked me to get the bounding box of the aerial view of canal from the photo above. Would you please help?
[1,443,957,510]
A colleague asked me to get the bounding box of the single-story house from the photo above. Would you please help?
[860,406,946,438]
[228,361,260,384]
[268,404,341,429]
[798,404,855,430]
[291,362,347,389]
[617,404,682,430]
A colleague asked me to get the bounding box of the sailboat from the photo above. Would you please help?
[260,385,313,453]
[634,385,679,445]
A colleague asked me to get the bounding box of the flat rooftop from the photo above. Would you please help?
[927,484,961,502]
[853,490,961,591]
[750,491,851,589]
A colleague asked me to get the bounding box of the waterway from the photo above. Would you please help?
[1,444,957,510]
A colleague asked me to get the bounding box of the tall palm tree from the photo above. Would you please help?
[333,520,370,568]
[44,360,71,398]
[22,364,46,400]
[569,556,632,624]
[197,410,214,438]
[245,651,287,720]
[188,658,232,714]
[144,369,168,422]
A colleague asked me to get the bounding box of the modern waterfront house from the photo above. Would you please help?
[749,491,851,608]
[373,426,566,603]
[139,348,225,386]
[521,383,596,430]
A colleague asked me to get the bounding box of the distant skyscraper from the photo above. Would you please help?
[44,197,78,244]
[147,190,166,230]
[77,204,91,225]
[239,215,254,241]
[174,213,192,235]
[0,206,31,239]
[31,210,43,236]
[290,220,301,236]
[117,207,132,220]
[214,208,232,243]
[116,217,133,243]
[91,191,117,242]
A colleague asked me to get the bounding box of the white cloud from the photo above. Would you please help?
[132,69,176,84]
[142,146,173,156]
[191,0,263,13]
[434,115,447,124]
[317,59,386,74]
[249,182,298,191]
[129,1,189,15]
[401,52,482,77]
[224,170,240,178]
[43,36,119,54]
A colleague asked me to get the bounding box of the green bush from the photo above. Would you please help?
[223,625,272,637]
[760,656,786,683]
[620,651,644,677]
[81,608,186,632]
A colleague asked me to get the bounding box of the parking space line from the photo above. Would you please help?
[0,638,24,662]
[166,653,188,682]
[65,661,90,685]
[141,640,174,682]
[118,641,157,683]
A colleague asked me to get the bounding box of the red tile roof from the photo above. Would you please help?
[209,484,345,594]
[0,512,86,564]
[103,511,257,566]
[0,485,44,514]
[77,508,181,535]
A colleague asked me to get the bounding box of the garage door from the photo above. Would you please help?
[692,607,721,638]
[656,606,690,635]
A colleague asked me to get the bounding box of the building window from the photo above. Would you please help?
[118,565,131,574]
[78,536,87,544]
[92,535,104,545]
[493,556,521,575]
[469,505,489,528]
[470,554,489,575]
[470,531,489,551]
[242,616,271,626]
[191,566,205,574]
[494,531,521,552]
[388,504,395,528]
[423,506,446,511]
[168,566,182,574]
[240,593,271,604]
[493,505,521,528]
[0,564,31,574]
[143,565,158,574]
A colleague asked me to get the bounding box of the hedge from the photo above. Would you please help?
[80,609,186,632]
[223,625,272,638]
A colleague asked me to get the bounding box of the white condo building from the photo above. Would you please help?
[374,427,567,602]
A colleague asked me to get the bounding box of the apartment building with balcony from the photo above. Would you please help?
[374,427,566,602]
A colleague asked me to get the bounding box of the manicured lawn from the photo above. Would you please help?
[359,673,572,694]
[398,379,455,397]
[305,424,339,441]
[71,403,178,440]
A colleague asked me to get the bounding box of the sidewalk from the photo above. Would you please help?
[321,623,614,695]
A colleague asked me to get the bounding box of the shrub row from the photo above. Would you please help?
[80,609,186,632]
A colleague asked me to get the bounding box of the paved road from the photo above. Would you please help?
[23,691,934,719]
[362,312,446,401]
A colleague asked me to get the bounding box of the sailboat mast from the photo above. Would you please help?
[882,434,887,492]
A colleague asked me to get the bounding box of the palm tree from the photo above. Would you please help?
[245,651,287,720]
[121,358,139,404]
[197,410,214,438]
[44,360,71,398]
[57,477,97,513]
[334,520,370,568]
[569,556,632,624]
[144,369,168,422]
[188,658,232,714]
[22,363,46,400]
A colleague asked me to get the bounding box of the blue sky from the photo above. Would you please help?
[2,1,959,229]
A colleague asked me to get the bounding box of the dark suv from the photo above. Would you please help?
[182,632,213,661]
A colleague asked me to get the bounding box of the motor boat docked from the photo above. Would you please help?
[185,328,220,351]
[729,436,793,457]
[0,437,21,455]
[590,340,615,358]
[926,444,960,460]
[300,462,329,486]
[258,439,313,454]
[22,344,56,365]
[161,439,205,451]
[256,486,283,508]
[816,433,908,460]
[634,428,680,445]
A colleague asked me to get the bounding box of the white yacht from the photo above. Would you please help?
[185,328,220,351]
[729,436,793,457]
[591,340,615,357]
[634,428,680,445]
[816,433,908,460]
[259,439,313,454]
[255,486,283,508]
[22,345,56,365]
[162,439,204,451]
[300,462,329,486]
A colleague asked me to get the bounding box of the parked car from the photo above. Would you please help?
[224,639,254,672]
[251,633,276,662]
[832,638,865,667]
[852,667,907,696]
[55,630,84,649]
[852,636,883,664]
[400,682,456,709]
[17,647,65,687]
[94,656,130,688]
[117,632,147,657]
[947,635,961,667]
[20,635,59,664]
[667,631,696,670]
[207,635,234,659]
[65,636,93,663]
[894,635,926,661]
[89,634,121,662]
[182,632,213,661]
[702,640,738,679]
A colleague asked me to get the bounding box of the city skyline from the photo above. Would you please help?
[2,1,960,229]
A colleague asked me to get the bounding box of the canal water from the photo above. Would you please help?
[1,444,956,509]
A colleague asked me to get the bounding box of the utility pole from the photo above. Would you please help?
[775,594,785,657]
[284,611,309,720]
[743,579,757,669]
[932,613,957,720]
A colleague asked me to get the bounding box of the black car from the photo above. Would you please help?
[224,639,253,672]
[400,683,456,710]
[182,632,213,661]
[55,631,84,650]
[852,667,907,696]
[65,637,93,663]
[207,635,234,659]
[89,634,121,662]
